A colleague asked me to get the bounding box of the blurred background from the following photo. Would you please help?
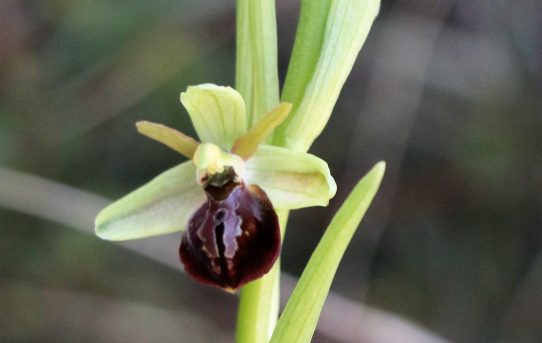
[1,0,541,342]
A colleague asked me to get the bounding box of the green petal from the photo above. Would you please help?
[245,145,336,209]
[95,161,205,241]
[136,121,199,159]
[232,102,292,160]
[180,84,247,150]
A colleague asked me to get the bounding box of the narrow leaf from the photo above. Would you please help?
[274,0,381,152]
[95,161,205,241]
[136,121,199,158]
[232,102,292,160]
[235,0,253,118]
[279,0,332,118]
[270,162,385,343]
[246,0,280,126]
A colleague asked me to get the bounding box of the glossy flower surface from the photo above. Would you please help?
[95,84,337,290]
[181,180,280,290]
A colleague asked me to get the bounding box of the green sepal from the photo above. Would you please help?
[245,145,337,209]
[95,161,204,241]
[180,84,247,151]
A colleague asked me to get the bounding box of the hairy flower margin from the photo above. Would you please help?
[95,83,336,290]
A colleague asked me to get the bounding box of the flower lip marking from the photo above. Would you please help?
[181,143,281,290]
[180,166,281,290]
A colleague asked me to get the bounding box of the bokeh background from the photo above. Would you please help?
[1,0,541,342]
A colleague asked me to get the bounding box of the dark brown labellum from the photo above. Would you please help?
[180,180,281,290]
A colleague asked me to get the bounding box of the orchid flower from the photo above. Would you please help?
[95,83,336,290]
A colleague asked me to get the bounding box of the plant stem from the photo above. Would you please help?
[235,0,281,341]
[236,210,288,343]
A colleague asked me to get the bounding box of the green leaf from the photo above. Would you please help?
[136,121,199,159]
[246,0,280,125]
[245,145,337,209]
[279,0,332,118]
[236,0,280,127]
[232,102,291,160]
[274,0,381,152]
[180,84,247,150]
[235,0,253,118]
[269,161,385,343]
[95,161,205,241]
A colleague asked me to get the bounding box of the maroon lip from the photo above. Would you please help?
[180,181,281,290]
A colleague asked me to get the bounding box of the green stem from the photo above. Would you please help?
[236,210,289,343]
[235,265,279,343]
[235,0,280,341]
